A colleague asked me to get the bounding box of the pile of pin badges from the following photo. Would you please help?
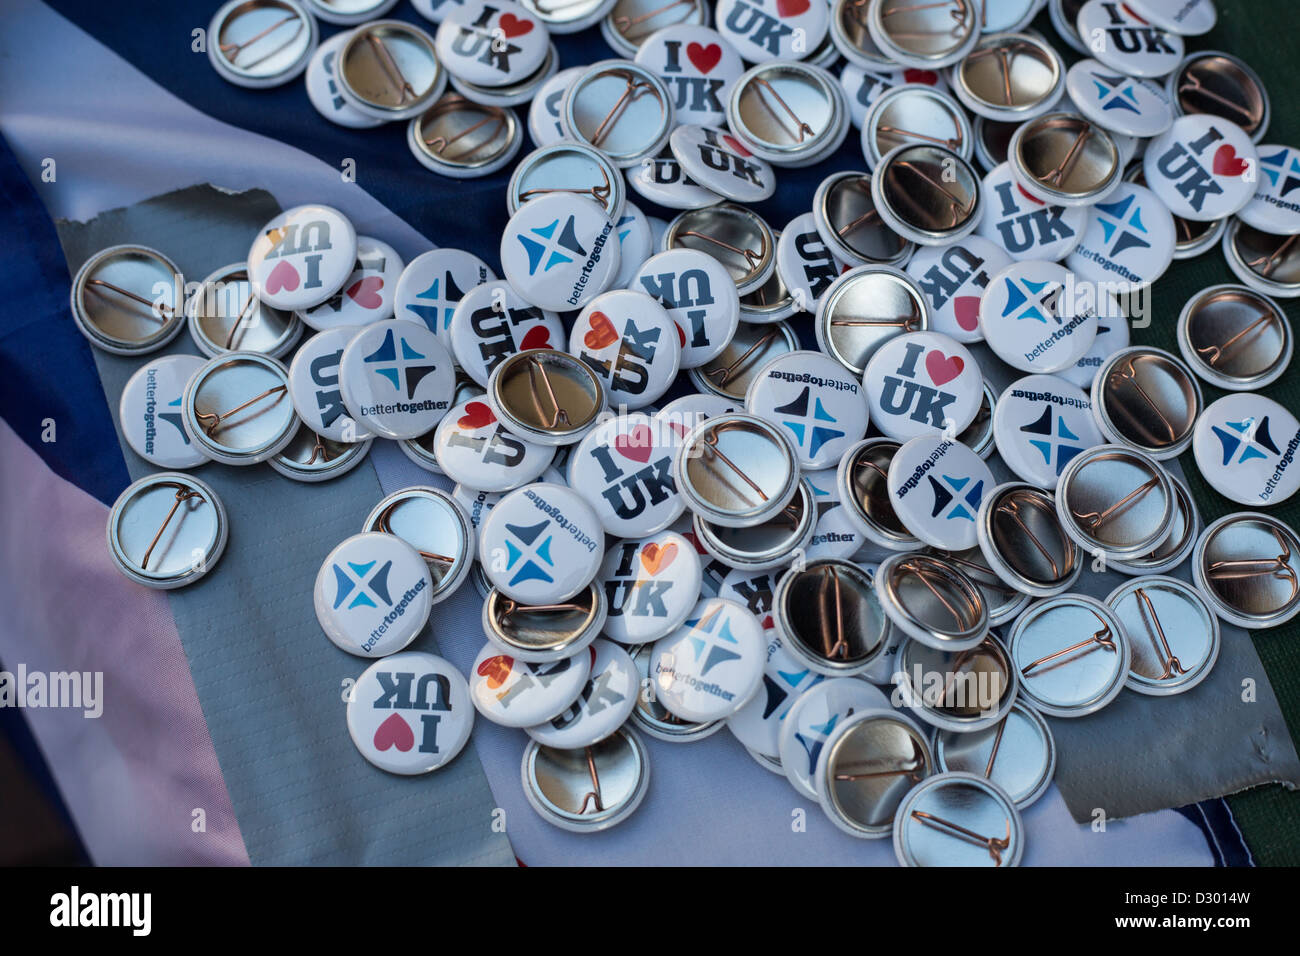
[79,0,1300,863]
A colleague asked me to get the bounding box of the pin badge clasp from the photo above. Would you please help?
[910,809,1011,865]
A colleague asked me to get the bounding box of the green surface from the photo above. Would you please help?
[1029,0,1300,865]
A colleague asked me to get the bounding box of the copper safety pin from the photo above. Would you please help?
[965,40,1045,106]
[878,0,969,37]
[1244,233,1299,279]
[1177,72,1263,129]
[194,384,288,437]
[374,502,457,566]
[1205,526,1299,601]
[1107,357,1178,444]
[941,552,1021,598]
[219,10,302,68]
[893,159,975,226]
[894,557,972,626]
[304,433,335,466]
[140,483,206,570]
[834,738,927,783]
[223,291,259,350]
[698,423,770,504]
[1194,309,1278,366]
[1070,476,1159,534]
[497,598,589,625]
[834,184,883,236]
[876,124,965,149]
[1020,609,1116,677]
[996,495,1064,577]
[703,329,778,386]
[677,230,766,271]
[1132,587,1187,680]
[1039,121,1095,188]
[614,0,696,37]
[910,810,1011,866]
[854,456,890,481]
[526,354,570,429]
[518,165,613,206]
[577,746,605,814]
[749,77,815,143]
[424,105,506,160]
[85,279,174,322]
[831,313,923,330]
[818,564,848,659]
[366,32,416,104]
[983,714,1009,778]
[589,71,661,148]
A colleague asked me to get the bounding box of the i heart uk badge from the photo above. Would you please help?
[715,0,829,65]
[434,0,550,88]
[977,163,1086,262]
[433,396,555,491]
[569,289,681,409]
[599,532,703,644]
[862,331,982,442]
[633,25,745,128]
[448,279,564,387]
[1143,115,1259,222]
[906,237,1012,343]
[298,236,404,331]
[347,651,473,774]
[775,212,849,316]
[568,412,684,537]
[248,204,358,311]
[469,641,591,728]
[718,566,780,631]
[632,249,740,370]
[523,640,639,749]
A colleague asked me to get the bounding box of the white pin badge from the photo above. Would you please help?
[611,201,656,288]
[119,355,209,469]
[1240,145,1300,236]
[631,249,741,370]
[778,677,892,798]
[501,193,620,312]
[905,236,1012,343]
[569,289,681,409]
[288,327,371,443]
[599,532,703,644]
[978,163,1086,261]
[628,152,724,210]
[448,279,564,387]
[247,204,358,312]
[726,632,823,759]
[524,640,639,749]
[650,597,765,723]
[568,412,684,537]
[994,374,1104,490]
[887,436,995,550]
[469,641,590,727]
[669,124,776,204]
[393,248,495,335]
[745,350,870,470]
[297,236,404,331]
[1065,182,1177,290]
[862,331,983,442]
[315,532,434,657]
[347,652,472,773]
[305,30,386,128]
[1143,115,1259,222]
[1076,0,1184,79]
[433,396,555,491]
[633,25,745,128]
[715,0,830,64]
[980,261,1100,374]
[1193,394,1300,506]
[339,319,455,439]
[776,212,850,315]
[478,482,605,603]
[435,0,550,88]
[1064,59,1175,138]
[1059,310,1130,389]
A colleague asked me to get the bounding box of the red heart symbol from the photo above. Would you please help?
[1016,184,1045,206]
[373,713,414,752]
[681,530,708,555]
[458,401,496,430]
[675,321,686,348]
[520,325,551,350]
[776,0,810,16]
[722,134,752,157]
[640,541,678,575]
[583,311,619,350]
[667,421,691,438]
[925,350,965,387]
[346,275,384,310]
[615,424,654,463]
[902,68,938,85]
[762,614,774,629]
[1213,144,1249,177]
[498,12,533,37]
[265,260,299,294]
[477,654,514,689]
[686,42,722,74]
[954,296,981,332]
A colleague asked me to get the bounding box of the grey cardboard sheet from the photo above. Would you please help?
[56,185,514,865]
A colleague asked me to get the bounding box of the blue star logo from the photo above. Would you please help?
[363,328,437,398]
[504,520,555,587]
[1020,405,1085,476]
[1259,147,1300,198]
[404,271,464,332]
[332,559,394,611]
[1089,71,1142,114]
[517,216,585,275]
[685,608,742,675]
[160,396,189,444]
[1000,276,1060,324]
[773,386,845,458]
[1213,416,1280,466]
[1094,193,1152,257]
[929,474,983,521]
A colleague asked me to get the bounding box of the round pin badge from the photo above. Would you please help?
[528,66,584,147]
[339,319,455,439]
[650,597,765,722]
[668,124,775,204]
[106,473,228,589]
[187,262,302,359]
[1055,444,1175,559]
[448,280,563,388]
[664,203,776,294]
[1239,145,1300,236]
[1076,0,1183,78]
[181,351,298,466]
[296,236,403,331]
[1222,220,1300,300]
[993,375,1102,490]
[886,437,995,551]
[1049,0,1089,53]
[904,237,1010,343]
[569,290,681,409]
[934,698,1055,809]
[335,19,446,120]
[1143,115,1258,222]
[507,141,626,219]
[1009,594,1131,717]
[726,631,824,758]
[875,554,990,655]
[1126,0,1216,34]
[863,331,982,442]
[633,25,744,127]
[482,581,606,661]
[1168,51,1269,142]
[562,61,674,167]
[976,482,1083,596]
[744,350,870,470]
[981,260,1100,374]
[674,412,801,526]
[288,327,370,443]
[599,532,703,644]
[501,193,620,312]
[814,265,928,375]
[690,477,817,570]
[689,318,798,400]
[1008,113,1123,207]
[866,0,978,70]
[1177,285,1292,391]
[896,630,1012,733]
[208,0,318,89]
[777,678,891,798]
[776,212,849,315]
[1065,181,1176,290]
[469,641,590,727]
[727,61,850,167]
[435,0,549,89]
[363,488,477,603]
[1091,346,1203,460]
[628,150,724,210]
[1106,575,1219,696]
[861,83,972,168]
[408,93,524,178]
[315,532,434,657]
[952,32,1066,123]
[346,652,472,773]
[631,249,741,370]
[432,396,555,491]
[524,639,639,748]
[872,144,983,246]
[1193,393,1300,506]
[1059,308,1129,389]
[977,163,1086,261]
[893,771,1025,867]
[568,412,684,537]
[119,355,209,469]
[522,725,650,831]
[305,30,385,128]
[487,348,607,446]
[479,482,604,603]
[393,248,495,336]
[715,0,829,64]
[812,171,913,267]
[272,436,354,483]
[247,204,357,312]
[1064,58,1174,138]
[839,64,950,128]
[70,245,185,356]
[837,439,921,552]
[1108,471,1199,576]
[1192,513,1300,630]
[774,559,892,675]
